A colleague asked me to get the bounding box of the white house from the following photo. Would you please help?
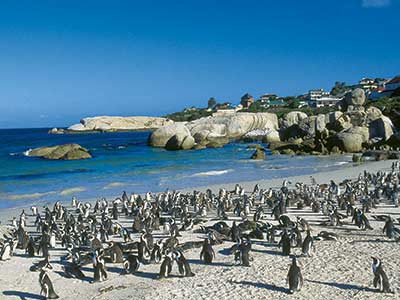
[309,96,342,108]
[308,89,329,101]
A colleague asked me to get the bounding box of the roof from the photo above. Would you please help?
[386,76,400,85]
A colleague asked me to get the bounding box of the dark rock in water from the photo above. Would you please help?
[352,154,364,163]
[250,148,266,160]
[28,144,92,160]
[330,146,341,154]
[375,152,389,161]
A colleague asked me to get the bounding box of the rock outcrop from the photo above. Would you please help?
[149,112,278,150]
[65,116,174,133]
[28,144,92,160]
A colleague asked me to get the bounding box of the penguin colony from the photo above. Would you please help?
[1,161,400,298]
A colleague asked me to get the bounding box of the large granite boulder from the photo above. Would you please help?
[298,114,326,138]
[67,116,174,132]
[335,132,364,153]
[226,113,278,138]
[280,111,308,129]
[345,88,366,107]
[344,126,370,143]
[149,112,279,150]
[149,123,191,148]
[366,106,383,122]
[369,116,394,141]
[28,144,92,160]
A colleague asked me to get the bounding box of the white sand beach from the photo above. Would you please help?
[1,159,399,300]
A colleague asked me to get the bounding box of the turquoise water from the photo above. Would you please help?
[0,128,352,210]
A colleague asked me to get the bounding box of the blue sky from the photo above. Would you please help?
[0,0,399,128]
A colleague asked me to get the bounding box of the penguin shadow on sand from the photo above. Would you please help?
[231,280,287,294]
[53,260,92,283]
[305,279,376,292]
[2,290,43,300]
[251,247,288,257]
[188,258,232,267]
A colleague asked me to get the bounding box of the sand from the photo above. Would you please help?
[1,159,400,300]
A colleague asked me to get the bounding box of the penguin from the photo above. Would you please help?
[159,252,174,279]
[383,217,400,240]
[107,241,124,263]
[301,230,314,257]
[234,238,251,266]
[39,270,59,299]
[49,233,56,248]
[31,206,38,216]
[62,263,85,279]
[279,230,291,256]
[92,250,108,283]
[371,257,393,293]
[231,221,241,243]
[175,250,195,277]
[200,238,215,264]
[123,254,140,274]
[0,242,11,260]
[287,257,303,294]
[26,237,36,257]
[71,196,78,208]
[150,240,164,263]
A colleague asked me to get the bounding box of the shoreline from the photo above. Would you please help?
[0,159,393,224]
[0,157,398,299]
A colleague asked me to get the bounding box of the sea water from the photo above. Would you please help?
[0,128,352,210]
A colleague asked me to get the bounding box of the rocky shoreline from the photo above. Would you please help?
[148,88,398,157]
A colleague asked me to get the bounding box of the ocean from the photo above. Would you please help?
[0,128,353,210]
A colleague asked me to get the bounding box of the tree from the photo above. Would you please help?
[288,98,301,109]
[207,97,217,109]
[331,81,347,96]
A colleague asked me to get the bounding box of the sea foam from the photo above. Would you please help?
[190,169,233,177]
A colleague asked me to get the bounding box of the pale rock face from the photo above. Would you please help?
[345,88,366,107]
[366,106,383,122]
[343,126,370,143]
[68,123,86,131]
[315,114,326,133]
[336,132,364,153]
[149,123,190,148]
[68,116,173,132]
[226,113,279,138]
[325,111,343,126]
[149,112,279,150]
[281,111,308,129]
[369,116,394,141]
[263,130,281,144]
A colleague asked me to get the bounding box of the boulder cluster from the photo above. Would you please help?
[149,88,396,157]
[149,112,279,150]
[271,88,394,155]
